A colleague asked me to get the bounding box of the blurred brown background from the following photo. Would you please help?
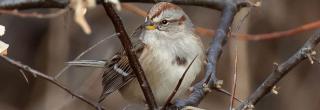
[0,0,320,110]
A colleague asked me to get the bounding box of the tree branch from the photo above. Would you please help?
[0,0,68,9]
[101,2,158,109]
[0,0,254,10]
[174,2,239,108]
[235,30,320,110]
[0,55,104,110]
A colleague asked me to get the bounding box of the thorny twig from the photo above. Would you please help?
[235,30,320,110]
[0,55,105,110]
[102,2,158,109]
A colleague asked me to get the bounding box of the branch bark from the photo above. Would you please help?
[235,30,320,110]
[101,2,158,109]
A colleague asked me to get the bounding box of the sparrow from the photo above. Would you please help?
[69,2,205,107]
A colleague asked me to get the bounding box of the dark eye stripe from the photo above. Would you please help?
[162,15,186,25]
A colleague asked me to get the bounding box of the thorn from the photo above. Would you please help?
[307,54,314,64]
[271,86,280,95]
[272,62,280,72]
[19,69,29,84]
[247,104,255,110]
[202,83,212,92]
[303,48,317,64]
[214,80,224,89]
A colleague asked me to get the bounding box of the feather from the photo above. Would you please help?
[99,25,145,102]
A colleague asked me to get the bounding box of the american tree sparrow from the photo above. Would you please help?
[70,2,205,107]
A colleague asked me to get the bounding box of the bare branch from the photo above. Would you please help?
[101,2,158,109]
[0,55,104,110]
[235,30,320,110]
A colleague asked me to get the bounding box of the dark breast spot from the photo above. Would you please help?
[174,56,187,66]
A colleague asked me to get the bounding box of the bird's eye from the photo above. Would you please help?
[161,20,168,24]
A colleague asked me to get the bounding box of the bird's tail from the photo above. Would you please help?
[66,60,107,68]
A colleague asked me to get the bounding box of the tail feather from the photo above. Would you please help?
[66,60,106,68]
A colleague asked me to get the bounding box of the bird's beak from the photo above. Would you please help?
[144,20,156,30]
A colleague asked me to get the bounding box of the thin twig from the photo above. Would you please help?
[0,55,105,110]
[229,7,252,110]
[54,33,119,79]
[162,55,198,110]
[19,69,29,84]
[213,87,243,103]
[229,46,238,110]
[0,9,67,18]
[235,30,320,110]
[102,2,158,109]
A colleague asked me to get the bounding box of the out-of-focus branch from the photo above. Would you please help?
[0,9,67,18]
[122,3,147,17]
[101,2,158,109]
[0,0,68,9]
[237,20,320,41]
[0,0,255,10]
[236,30,320,110]
[0,55,104,110]
[121,3,320,41]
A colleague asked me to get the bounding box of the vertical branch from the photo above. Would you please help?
[101,2,158,109]
[174,4,238,108]
[229,46,238,110]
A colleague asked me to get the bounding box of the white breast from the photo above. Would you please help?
[119,30,204,106]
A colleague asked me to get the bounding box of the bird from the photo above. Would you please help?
[69,2,205,108]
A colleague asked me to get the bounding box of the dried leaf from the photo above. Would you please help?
[0,41,9,56]
[70,0,96,34]
[0,25,5,36]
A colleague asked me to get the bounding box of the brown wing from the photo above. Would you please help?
[99,26,145,102]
